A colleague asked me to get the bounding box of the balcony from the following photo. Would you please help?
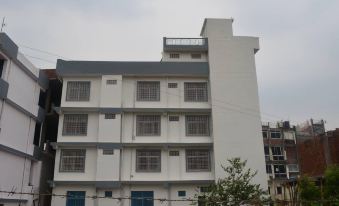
[163,37,208,52]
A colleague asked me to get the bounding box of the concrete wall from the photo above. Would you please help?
[162,52,208,62]
[202,19,267,187]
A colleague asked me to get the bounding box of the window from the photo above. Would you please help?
[185,115,210,136]
[178,191,186,197]
[106,79,117,85]
[262,131,268,138]
[170,53,180,58]
[66,81,90,101]
[264,146,270,161]
[137,81,160,101]
[168,83,178,88]
[169,151,179,156]
[62,114,88,136]
[271,147,284,160]
[184,82,208,102]
[200,187,211,193]
[105,191,113,197]
[191,53,202,59]
[276,186,282,195]
[66,191,85,206]
[105,114,116,119]
[103,149,114,155]
[0,59,4,78]
[169,116,179,121]
[270,131,281,139]
[136,150,161,172]
[273,165,287,178]
[60,149,86,172]
[131,191,154,206]
[288,164,299,172]
[186,149,210,172]
[266,164,272,174]
[268,187,271,195]
[136,115,161,136]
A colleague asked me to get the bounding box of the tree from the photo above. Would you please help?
[324,165,339,204]
[298,175,321,206]
[196,158,269,206]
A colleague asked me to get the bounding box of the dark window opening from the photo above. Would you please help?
[276,186,282,195]
[33,123,42,146]
[0,59,4,78]
[178,191,186,197]
[105,191,113,197]
[38,89,47,109]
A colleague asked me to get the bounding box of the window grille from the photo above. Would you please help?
[270,131,281,138]
[60,149,86,172]
[185,115,210,136]
[169,151,179,156]
[105,114,116,119]
[136,150,161,172]
[106,79,117,85]
[62,114,88,136]
[104,191,113,197]
[103,149,114,155]
[169,116,179,121]
[200,187,211,193]
[169,53,180,58]
[184,82,208,102]
[137,81,160,101]
[178,191,186,197]
[136,115,161,136]
[191,53,202,59]
[66,191,86,206]
[266,164,272,174]
[186,149,210,172]
[271,147,284,160]
[168,83,178,88]
[66,81,90,101]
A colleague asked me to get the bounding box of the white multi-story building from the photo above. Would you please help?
[51,18,267,206]
[0,33,49,205]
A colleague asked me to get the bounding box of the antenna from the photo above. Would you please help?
[1,17,6,32]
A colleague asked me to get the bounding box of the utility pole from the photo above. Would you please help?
[1,17,6,32]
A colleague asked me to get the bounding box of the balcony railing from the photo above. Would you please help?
[163,37,208,52]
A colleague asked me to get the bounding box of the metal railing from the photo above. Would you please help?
[165,38,206,46]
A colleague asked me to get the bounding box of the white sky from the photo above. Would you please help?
[1,0,338,129]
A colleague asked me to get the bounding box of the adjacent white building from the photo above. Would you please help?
[51,18,267,206]
[0,33,49,206]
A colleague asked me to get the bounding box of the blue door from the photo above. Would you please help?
[66,191,85,206]
[131,191,154,206]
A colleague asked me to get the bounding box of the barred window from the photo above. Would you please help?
[136,150,161,172]
[169,116,179,121]
[185,115,210,136]
[271,147,284,160]
[168,83,178,88]
[105,114,116,119]
[103,149,114,155]
[62,114,88,136]
[60,149,86,172]
[270,131,281,139]
[191,53,202,59]
[170,53,180,58]
[169,151,179,156]
[266,164,272,174]
[186,149,210,172]
[184,82,208,102]
[106,80,117,85]
[136,115,161,136]
[66,81,90,101]
[137,81,160,101]
[274,165,287,178]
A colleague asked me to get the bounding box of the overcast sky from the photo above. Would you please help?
[1,0,338,129]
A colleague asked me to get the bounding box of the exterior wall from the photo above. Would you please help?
[201,19,267,187]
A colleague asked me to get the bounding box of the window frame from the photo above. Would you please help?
[136,149,161,172]
[62,114,88,136]
[186,149,211,172]
[136,115,161,136]
[185,115,210,136]
[66,81,91,102]
[270,130,282,139]
[184,82,208,102]
[59,149,86,173]
[136,81,160,102]
[271,147,284,161]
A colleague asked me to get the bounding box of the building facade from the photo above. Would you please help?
[51,18,267,206]
[0,33,49,206]
[262,121,299,201]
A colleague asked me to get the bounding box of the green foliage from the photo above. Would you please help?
[324,165,339,203]
[298,175,321,206]
[196,158,269,206]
